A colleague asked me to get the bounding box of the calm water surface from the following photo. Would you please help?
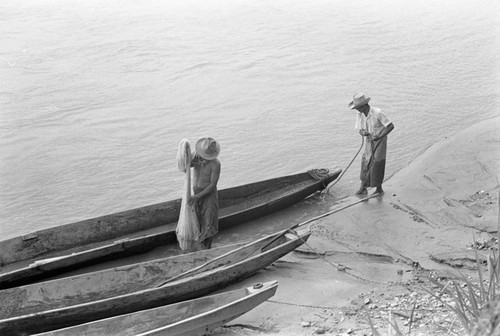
[0,0,498,239]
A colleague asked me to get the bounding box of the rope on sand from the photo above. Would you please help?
[262,193,384,295]
[296,192,382,230]
[289,230,383,285]
[261,193,382,253]
[264,214,384,312]
[267,299,339,310]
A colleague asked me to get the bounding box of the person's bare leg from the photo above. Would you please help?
[202,237,213,249]
[355,183,367,195]
[372,185,384,195]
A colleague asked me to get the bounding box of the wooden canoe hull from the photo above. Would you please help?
[0,229,309,335]
[0,231,176,290]
[34,281,278,336]
[0,169,339,288]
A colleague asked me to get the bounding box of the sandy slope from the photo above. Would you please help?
[214,116,499,336]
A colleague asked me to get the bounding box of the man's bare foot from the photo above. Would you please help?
[355,188,367,195]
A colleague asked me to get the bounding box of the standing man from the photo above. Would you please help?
[349,93,394,195]
[188,137,221,249]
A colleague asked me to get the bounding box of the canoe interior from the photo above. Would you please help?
[0,229,307,335]
[34,281,278,336]
[0,169,338,270]
[0,232,289,320]
[218,170,339,228]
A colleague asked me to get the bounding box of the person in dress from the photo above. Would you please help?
[349,93,395,195]
[188,137,221,249]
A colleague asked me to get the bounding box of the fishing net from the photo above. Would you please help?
[175,139,201,251]
[177,139,192,172]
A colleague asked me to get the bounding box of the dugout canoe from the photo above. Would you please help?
[0,168,339,289]
[34,280,278,336]
[0,228,309,335]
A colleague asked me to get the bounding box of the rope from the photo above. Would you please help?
[268,299,457,315]
[157,194,379,287]
[325,136,365,195]
[290,230,383,285]
[325,128,392,195]
[295,192,381,230]
[307,168,330,180]
[267,299,338,310]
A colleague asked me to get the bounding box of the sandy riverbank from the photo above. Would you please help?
[213,116,500,336]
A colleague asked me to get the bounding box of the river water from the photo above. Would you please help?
[1,0,498,239]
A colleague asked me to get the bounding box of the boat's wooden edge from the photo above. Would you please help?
[0,231,176,289]
[219,167,341,228]
[0,168,336,279]
[31,281,278,336]
[135,280,279,336]
[0,198,182,267]
[0,229,309,335]
[0,168,334,250]
[0,168,332,288]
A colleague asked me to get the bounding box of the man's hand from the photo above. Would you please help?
[188,195,199,207]
[191,155,207,167]
[359,129,370,137]
[191,154,200,166]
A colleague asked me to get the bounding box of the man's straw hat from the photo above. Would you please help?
[348,93,371,109]
[195,137,220,160]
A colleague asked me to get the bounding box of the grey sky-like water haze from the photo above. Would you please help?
[1,0,499,239]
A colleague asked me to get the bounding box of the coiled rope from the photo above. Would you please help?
[307,168,330,180]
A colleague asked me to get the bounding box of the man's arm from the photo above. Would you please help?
[188,160,221,205]
[371,123,394,141]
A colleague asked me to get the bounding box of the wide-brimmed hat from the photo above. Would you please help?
[348,93,371,109]
[195,137,220,160]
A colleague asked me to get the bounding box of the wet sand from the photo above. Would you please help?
[213,116,500,336]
